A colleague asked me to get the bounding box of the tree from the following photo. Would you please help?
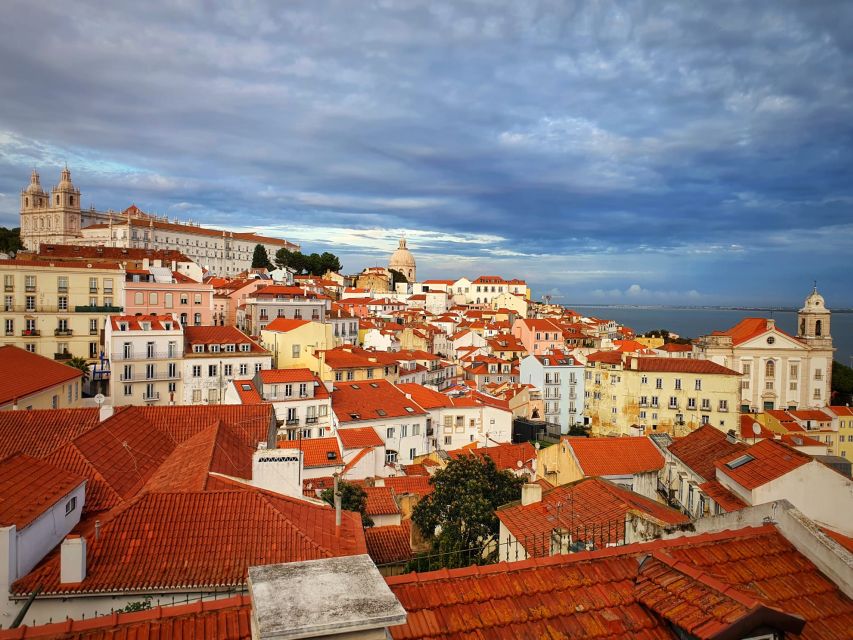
[65,356,91,382]
[251,244,272,270]
[410,454,524,569]
[321,480,373,527]
[832,360,853,406]
[0,227,23,255]
[274,248,342,276]
[389,268,408,287]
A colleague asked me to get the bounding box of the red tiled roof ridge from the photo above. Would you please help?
[385,524,779,586]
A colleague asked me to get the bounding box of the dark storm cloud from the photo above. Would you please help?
[0,0,851,305]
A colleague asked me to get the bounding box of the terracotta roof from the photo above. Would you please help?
[262,317,311,332]
[0,595,252,640]
[698,480,748,512]
[337,427,384,449]
[448,442,536,472]
[232,379,263,403]
[715,317,802,346]
[497,478,688,557]
[0,453,85,528]
[257,367,316,383]
[332,380,426,423]
[820,527,853,554]
[565,436,664,476]
[279,437,342,468]
[789,409,832,422]
[184,326,267,354]
[108,314,179,331]
[586,350,623,365]
[635,551,804,639]
[626,356,741,376]
[318,346,400,370]
[12,489,365,595]
[36,243,192,264]
[715,438,813,490]
[666,425,748,481]
[364,485,400,516]
[740,414,776,440]
[0,408,100,459]
[0,346,84,406]
[657,343,694,352]
[134,405,274,448]
[365,521,412,566]
[386,525,853,640]
[384,475,434,497]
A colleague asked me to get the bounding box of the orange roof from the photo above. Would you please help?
[715,317,802,346]
[699,480,748,512]
[364,485,400,516]
[740,414,776,440]
[586,350,623,365]
[384,475,434,497]
[184,325,267,354]
[565,436,664,476]
[0,453,85,529]
[258,367,317,383]
[715,439,812,490]
[0,595,252,640]
[337,427,384,449]
[788,409,832,422]
[109,314,179,331]
[365,521,412,566]
[281,437,342,468]
[497,478,689,557]
[12,489,365,595]
[332,380,426,423]
[667,424,748,481]
[36,243,192,264]
[263,317,311,332]
[448,442,536,472]
[134,405,274,447]
[626,356,741,375]
[0,408,100,459]
[0,346,84,406]
[232,379,262,404]
[387,525,847,639]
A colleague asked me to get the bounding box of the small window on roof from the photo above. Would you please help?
[377,409,387,416]
[350,413,360,420]
[326,451,337,460]
[725,454,754,470]
[405,407,415,413]
[351,384,360,390]
[241,384,252,391]
[370,382,379,388]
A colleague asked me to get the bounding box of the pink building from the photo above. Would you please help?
[124,268,214,326]
[212,277,268,326]
[511,318,565,356]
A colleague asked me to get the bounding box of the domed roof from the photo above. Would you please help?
[801,285,827,312]
[389,237,416,269]
[25,169,44,194]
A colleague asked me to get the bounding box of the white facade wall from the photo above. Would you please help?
[182,353,271,405]
[338,416,428,466]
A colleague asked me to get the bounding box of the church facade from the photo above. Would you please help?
[698,288,834,410]
[20,167,298,276]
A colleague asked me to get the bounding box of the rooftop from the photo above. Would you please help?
[0,453,85,529]
[565,436,664,476]
[0,346,84,407]
[332,380,426,423]
[715,438,813,490]
[666,424,748,481]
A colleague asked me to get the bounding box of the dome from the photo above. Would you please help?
[389,237,416,270]
[25,169,44,194]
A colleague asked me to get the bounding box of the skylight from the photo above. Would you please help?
[725,454,755,470]
[377,409,387,416]
[241,384,252,391]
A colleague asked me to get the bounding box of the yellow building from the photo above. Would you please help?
[260,318,333,369]
[831,407,853,460]
[1,258,124,362]
[635,337,665,350]
[585,352,741,437]
[310,345,399,384]
[0,345,84,410]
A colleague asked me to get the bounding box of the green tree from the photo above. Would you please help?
[321,480,373,527]
[389,268,408,287]
[65,356,91,382]
[251,244,272,270]
[411,454,524,569]
[0,227,23,255]
[832,360,853,406]
[274,248,342,276]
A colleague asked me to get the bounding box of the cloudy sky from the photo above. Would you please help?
[1,1,851,306]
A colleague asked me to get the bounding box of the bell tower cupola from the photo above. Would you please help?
[797,285,831,347]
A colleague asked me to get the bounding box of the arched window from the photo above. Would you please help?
[815,320,822,336]
[25,197,28,207]
[56,195,60,204]
[766,359,775,378]
[69,196,74,206]
[800,318,806,335]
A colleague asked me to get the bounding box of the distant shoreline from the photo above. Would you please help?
[569,304,853,313]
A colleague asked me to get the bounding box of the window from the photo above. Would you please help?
[674,379,682,390]
[209,364,217,377]
[4,319,12,335]
[299,383,307,396]
[765,360,775,378]
[688,398,696,409]
[741,363,751,376]
[444,436,452,446]
[655,378,662,389]
[25,295,36,311]
[412,424,420,436]
[25,275,36,292]
[65,497,77,516]
[719,400,728,411]
[240,343,251,352]
[694,379,702,391]
[386,427,395,439]
[180,294,189,305]
[58,296,68,311]
[255,363,262,372]
[239,363,248,375]
[401,424,408,437]
[385,450,398,464]
[815,368,823,381]
[146,364,155,379]
[194,313,201,325]
[651,396,659,408]
[192,365,202,377]
[409,448,416,460]
[194,294,202,305]
[640,375,647,385]
[223,364,232,377]
[193,389,202,403]
[701,398,711,411]
[790,364,798,379]
[790,381,797,391]
[669,396,678,409]
[165,293,173,308]
[57,276,68,292]
[149,292,158,305]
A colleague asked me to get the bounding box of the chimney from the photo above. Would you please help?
[99,405,114,422]
[333,473,342,530]
[521,483,542,506]
[767,318,776,330]
[60,536,86,583]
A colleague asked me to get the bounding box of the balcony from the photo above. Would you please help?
[305,416,318,424]
[119,371,181,381]
[90,329,99,336]
[57,286,68,293]
[111,351,177,361]
[89,287,99,294]
[3,285,12,292]
[285,418,299,426]
[74,305,123,313]
[25,285,36,293]
[21,329,40,337]
[142,392,160,402]
[54,352,72,361]
[54,329,73,337]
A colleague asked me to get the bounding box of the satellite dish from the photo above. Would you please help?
[752,423,761,435]
[94,393,105,406]
[516,459,523,468]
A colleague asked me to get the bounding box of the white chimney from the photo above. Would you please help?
[99,405,114,422]
[60,536,86,583]
[521,483,542,506]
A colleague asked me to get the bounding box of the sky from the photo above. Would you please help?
[1,1,852,307]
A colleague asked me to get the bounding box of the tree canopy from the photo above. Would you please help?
[410,454,524,569]
[0,227,23,255]
[389,268,408,286]
[251,244,273,270]
[64,356,91,382]
[321,480,373,527]
[832,360,853,406]
[274,248,342,276]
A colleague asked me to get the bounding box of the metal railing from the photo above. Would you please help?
[21,329,40,337]
[120,372,181,381]
[54,329,73,336]
[111,351,179,361]
[74,305,123,313]
[143,392,160,401]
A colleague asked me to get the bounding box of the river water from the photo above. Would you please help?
[571,306,853,366]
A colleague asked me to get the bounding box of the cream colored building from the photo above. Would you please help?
[105,314,183,406]
[585,354,741,437]
[0,345,85,410]
[698,288,834,411]
[1,259,123,362]
[20,167,298,276]
[259,319,334,369]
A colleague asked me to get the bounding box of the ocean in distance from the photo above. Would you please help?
[570,306,853,366]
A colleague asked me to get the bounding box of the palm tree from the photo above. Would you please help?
[65,356,91,382]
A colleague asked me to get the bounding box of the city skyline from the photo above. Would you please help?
[1,1,852,305]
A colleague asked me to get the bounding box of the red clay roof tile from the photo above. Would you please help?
[366,521,413,566]
[0,453,85,528]
[0,408,100,459]
[715,438,811,490]
[0,346,84,407]
[337,426,384,449]
[667,424,748,481]
[565,436,664,476]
